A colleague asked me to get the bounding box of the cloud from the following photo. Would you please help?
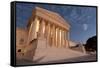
[83,24,88,31]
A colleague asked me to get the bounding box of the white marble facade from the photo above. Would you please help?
[27,7,70,48]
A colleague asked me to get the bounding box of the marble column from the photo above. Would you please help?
[54,26,56,47]
[49,24,53,46]
[62,30,64,47]
[64,31,67,47]
[59,29,62,47]
[44,23,48,39]
[67,31,70,47]
[27,20,33,44]
[27,17,39,44]
[39,20,45,39]
[52,25,56,47]
[57,28,60,47]
[55,27,58,47]
[42,21,45,36]
[34,17,40,39]
[65,31,68,47]
[47,23,50,45]
[61,29,63,47]
[44,22,48,48]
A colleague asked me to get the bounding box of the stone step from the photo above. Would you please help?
[33,45,87,63]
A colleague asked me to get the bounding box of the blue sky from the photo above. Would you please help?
[16,3,97,44]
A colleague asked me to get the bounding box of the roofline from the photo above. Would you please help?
[35,7,70,27]
[33,7,70,30]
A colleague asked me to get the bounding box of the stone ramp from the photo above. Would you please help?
[33,47,87,63]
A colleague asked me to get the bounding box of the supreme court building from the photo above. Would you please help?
[27,7,70,48]
[16,7,78,63]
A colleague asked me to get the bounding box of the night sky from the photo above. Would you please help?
[16,2,97,44]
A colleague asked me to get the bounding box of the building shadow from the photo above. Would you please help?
[16,56,45,65]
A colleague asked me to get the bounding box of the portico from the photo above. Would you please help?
[27,7,70,48]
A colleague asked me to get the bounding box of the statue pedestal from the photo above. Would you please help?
[33,38,47,61]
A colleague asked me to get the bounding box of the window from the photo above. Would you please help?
[18,49,21,52]
[19,38,24,44]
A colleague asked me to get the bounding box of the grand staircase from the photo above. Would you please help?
[33,38,87,64]
[16,38,91,65]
